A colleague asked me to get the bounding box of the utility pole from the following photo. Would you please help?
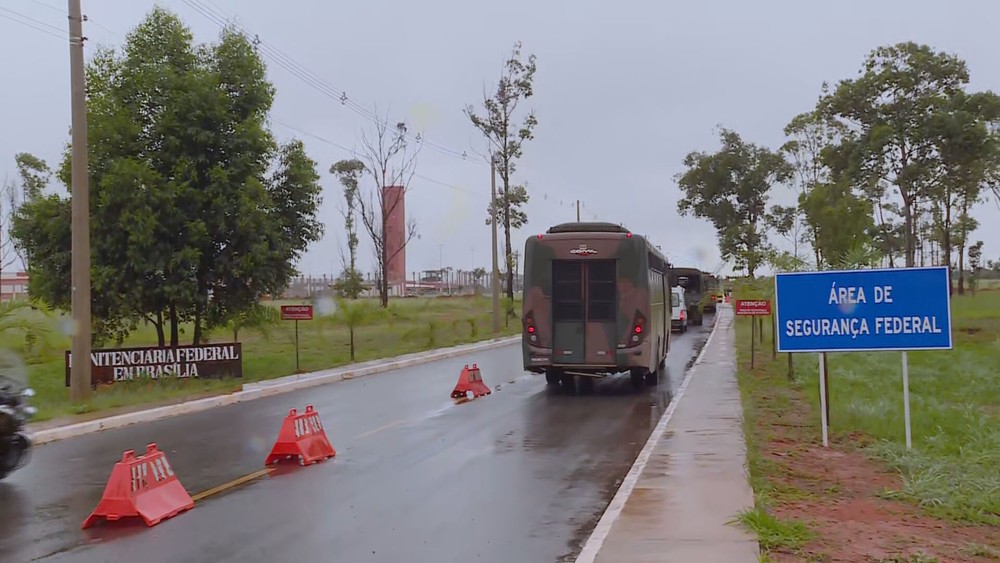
[68,0,92,402]
[576,200,580,222]
[490,157,500,333]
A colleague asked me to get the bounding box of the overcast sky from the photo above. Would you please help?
[2,0,998,279]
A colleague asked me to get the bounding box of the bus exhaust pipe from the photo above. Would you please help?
[563,371,605,379]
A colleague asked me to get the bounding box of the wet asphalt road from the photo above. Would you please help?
[1,316,713,563]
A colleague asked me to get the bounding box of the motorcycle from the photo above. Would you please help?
[0,374,36,480]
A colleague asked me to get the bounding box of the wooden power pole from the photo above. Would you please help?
[68,0,92,402]
[490,158,500,334]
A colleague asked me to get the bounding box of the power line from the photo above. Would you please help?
[0,6,65,40]
[271,119,476,196]
[179,0,485,167]
[22,0,119,37]
[272,119,583,216]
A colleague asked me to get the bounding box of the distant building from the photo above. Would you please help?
[382,185,406,291]
[1,271,29,302]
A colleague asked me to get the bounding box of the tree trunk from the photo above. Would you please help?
[169,304,179,347]
[957,247,966,295]
[349,326,355,362]
[902,200,915,267]
[193,309,203,345]
[379,227,389,308]
[942,202,953,296]
[155,310,165,347]
[503,203,514,302]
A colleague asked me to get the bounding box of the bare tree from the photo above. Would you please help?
[465,41,538,303]
[354,110,421,307]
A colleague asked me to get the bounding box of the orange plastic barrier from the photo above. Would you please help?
[265,405,336,466]
[82,443,194,529]
[451,363,491,399]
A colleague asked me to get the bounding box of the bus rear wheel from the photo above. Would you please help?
[545,370,560,385]
[561,372,577,392]
[630,368,645,390]
[645,370,659,386]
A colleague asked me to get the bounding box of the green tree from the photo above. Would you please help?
[226,302,280,342]
[798,180,876,267]
[14,153,50,202]
[330,158,365,295]
[967,240,984,295]
[465,41,538,302]
[6,154,50,274]
[926,90,1000,293]
[781,98,847,265]
[332,268,365,299]
[676,128,793,278]
[11,8,321,347]
[471,267,486,295]
[821,42,970,267]
[337,298,372,362]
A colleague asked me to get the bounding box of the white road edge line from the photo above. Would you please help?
[574,307,727,563]
[30,335,520,446]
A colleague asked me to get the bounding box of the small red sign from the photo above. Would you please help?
[735,300,771,316]
[281,305,314,321]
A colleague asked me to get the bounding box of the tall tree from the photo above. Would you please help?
[676,128,794,278]
[781,97,846,265]
[926,90,1000,293]
[12,8,321,347]
[465,41,538,302]
[7,153,50,273]
[821,42,969,267]
[352,113,420,308]
[798,180,876,267]
[330,158,365,298]
[14,153,50,202]
[968,240,984,295]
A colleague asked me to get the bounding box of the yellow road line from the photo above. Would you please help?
[191,468,275,502]
[354,418,407,439]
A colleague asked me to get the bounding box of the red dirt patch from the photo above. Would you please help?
[749,370,998,561]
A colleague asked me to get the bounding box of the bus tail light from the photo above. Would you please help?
[629,311,646,344]
[525,312,538,344]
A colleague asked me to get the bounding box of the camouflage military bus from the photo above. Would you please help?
[521,222,670,392]
[669,267,706,325]
[703,272,721,313]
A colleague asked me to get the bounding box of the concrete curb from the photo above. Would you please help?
[31,335,520,446]
[574,305,729,563]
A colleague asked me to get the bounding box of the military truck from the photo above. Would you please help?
[669,267,706,325]
[703,272,721,313]
[521,222,670,392]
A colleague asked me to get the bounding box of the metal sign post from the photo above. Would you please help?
[281,305,314,373]
[902,351,912,449]
[775,266,952,448]
[818,354,829,447]
[735,300,772,370]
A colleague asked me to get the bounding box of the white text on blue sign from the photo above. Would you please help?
[774,268,952,352]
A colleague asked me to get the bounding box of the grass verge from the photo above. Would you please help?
[732,287,999,561]
[6,295,520,422]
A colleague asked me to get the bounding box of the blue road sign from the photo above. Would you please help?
[775,267,952,353]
